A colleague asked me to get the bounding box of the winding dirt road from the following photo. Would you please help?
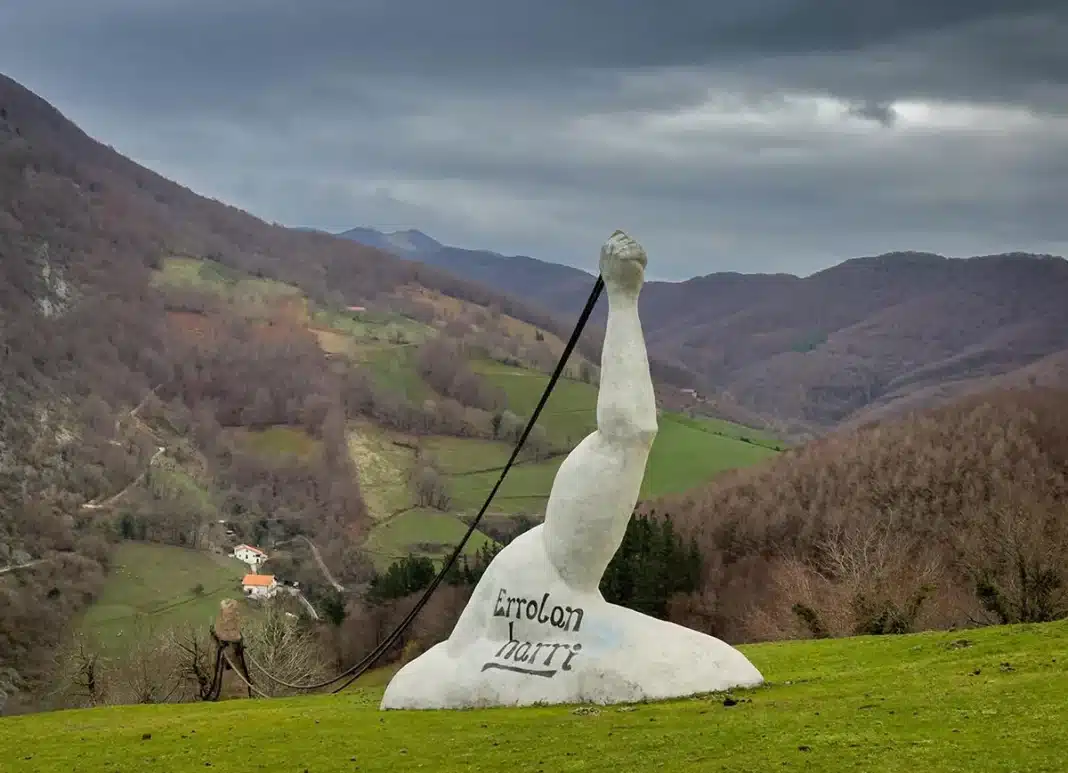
[298,536,344,593]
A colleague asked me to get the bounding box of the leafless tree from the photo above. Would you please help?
[244,601,329,696]
[168,625,218,700]
[413,464,451,511]
[60,634,108,708]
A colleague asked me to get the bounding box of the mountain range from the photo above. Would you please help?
[335,228,1068,436]
[336,227,594,305]
[3,62,1065,440]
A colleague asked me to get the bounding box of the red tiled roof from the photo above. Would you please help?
[242,574,276,587]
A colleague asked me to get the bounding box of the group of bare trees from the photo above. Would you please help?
[649,387,1068,643]
[415,338,506,413]
[37,600,330,711]
[339,364,489,439]
[412,464,451,511]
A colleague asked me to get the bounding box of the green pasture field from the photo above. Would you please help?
[6,620,1065,772]
[79,542,248,656]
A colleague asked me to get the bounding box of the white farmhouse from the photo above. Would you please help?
[242,574,279,599]
[233,544,267,570]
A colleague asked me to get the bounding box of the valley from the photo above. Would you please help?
[340,228,1068,437]
[149,253,781,571]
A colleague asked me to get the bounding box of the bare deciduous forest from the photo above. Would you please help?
[644,388,1068,642]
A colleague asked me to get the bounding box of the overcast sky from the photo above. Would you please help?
[2,1,1067,280]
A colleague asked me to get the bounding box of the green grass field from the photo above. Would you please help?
[6,620,1065,772]
[360,345,434,402]
[364,508,496,570]
[235,426,322,461]
[422,436,519,475]
[422,413,778,518]
[444,457,560,515]
[80,543,249,655]
[674,412,786,451]
[309,306,432,346]
[642,413,778,494]
[474,360,598,447]
[154,256,301,310]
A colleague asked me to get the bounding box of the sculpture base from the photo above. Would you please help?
[380,527,763,710]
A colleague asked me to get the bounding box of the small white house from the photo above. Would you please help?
[233,544,268,570]
[242,573,279,599]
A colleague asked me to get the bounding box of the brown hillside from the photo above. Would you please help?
[0,71,614,698]
[0,73,622,366]
[643,387,1068,644]
[551,254,1068,435]
[400,242,1068,435]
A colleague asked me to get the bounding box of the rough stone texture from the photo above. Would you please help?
[381,232,764,710]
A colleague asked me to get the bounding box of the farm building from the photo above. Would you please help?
[232,544,267,570]
[242,574,279,599]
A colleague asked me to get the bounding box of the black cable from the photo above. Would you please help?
[329,274,604,693]
[247,275,605,694]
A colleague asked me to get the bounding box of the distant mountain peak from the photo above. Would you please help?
[385,229,441,254]
[335,226,442,256]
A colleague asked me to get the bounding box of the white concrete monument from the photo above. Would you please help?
[381,231,764,710]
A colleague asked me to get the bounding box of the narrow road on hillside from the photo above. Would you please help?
[108,385,163,446]
[298,536,344,593]
[81,446,165,510]
[282,586,320,620]
[0,559,43,576]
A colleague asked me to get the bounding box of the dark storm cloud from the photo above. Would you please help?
[7,0,1066,100]
[1,1,1066,278]
[846,101,899,127]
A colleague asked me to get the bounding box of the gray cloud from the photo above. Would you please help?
[1,1,1066,279]
[846,101,899,127]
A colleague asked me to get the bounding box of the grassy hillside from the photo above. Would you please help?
[424,362,781,518]
[234,426,322,460]
[80,543,248,655]
[363,508,497,570]
[419,413,778,518]
[5,620,1065,772]
[151,255,781,565]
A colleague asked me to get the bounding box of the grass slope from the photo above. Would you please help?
[235,426,322,461]
[474,360,597,447]
[642,413,778,494]
[347,421,418,521]
[363,508,496,570]
[5,620,1065,771]
[80,543,248,655]
[426,366,780,516]
[154,256,303,318]
[149,255,781,561]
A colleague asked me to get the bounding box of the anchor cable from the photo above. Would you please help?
[246,275,606,695]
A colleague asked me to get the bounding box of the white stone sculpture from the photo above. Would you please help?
[380,231,763,710]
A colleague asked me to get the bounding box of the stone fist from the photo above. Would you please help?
[599,230,647,300]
